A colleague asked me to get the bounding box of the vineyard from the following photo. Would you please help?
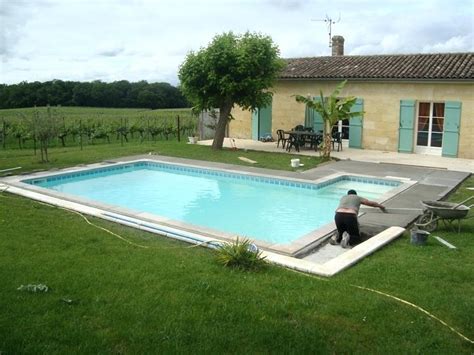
[0,106,196,161]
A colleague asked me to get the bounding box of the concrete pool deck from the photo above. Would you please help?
[1,153,471,276]
[198,138,474,173]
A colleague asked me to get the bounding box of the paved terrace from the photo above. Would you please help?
[198,138,474,173]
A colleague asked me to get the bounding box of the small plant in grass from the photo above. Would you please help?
[215,237,267,271]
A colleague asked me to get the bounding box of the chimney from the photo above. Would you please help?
[331,35,344,56]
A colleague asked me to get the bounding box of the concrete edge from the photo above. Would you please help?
[321,226,406,276]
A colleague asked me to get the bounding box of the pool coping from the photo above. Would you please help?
[1,157,414,276]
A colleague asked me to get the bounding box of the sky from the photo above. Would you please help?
[1,0,473,85]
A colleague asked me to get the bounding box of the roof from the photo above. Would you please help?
[280,52,474,81]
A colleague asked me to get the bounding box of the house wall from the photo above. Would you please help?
[229,80,474,159]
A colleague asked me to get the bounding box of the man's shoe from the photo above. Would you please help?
[328,232,340,245]
[341,232,351,249]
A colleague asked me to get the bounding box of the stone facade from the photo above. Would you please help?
[229,80,474,159]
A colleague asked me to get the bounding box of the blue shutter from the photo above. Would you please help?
[311,97,324,133]
[304,104,312,127]
[442,101,462,157]
[349,98,363,148]
[259,101,272,139]
[251,109,259,140]
[398,100,415,153]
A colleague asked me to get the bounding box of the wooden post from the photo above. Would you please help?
[120,118,124,146]
[80,119,83,151]
[176,115,181,142]
[2,120,6,149]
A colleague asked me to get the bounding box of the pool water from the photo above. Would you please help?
[30,162,399,244]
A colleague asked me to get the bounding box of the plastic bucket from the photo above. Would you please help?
[410,229,430,246]
[291,159,300,168]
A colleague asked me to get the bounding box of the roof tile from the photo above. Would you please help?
[280,53,474,80]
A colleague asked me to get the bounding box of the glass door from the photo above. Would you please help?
[332,119,350,148]
[415,102,444,155]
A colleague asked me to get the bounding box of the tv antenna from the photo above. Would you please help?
[312,14,341,48]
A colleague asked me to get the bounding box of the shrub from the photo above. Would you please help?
[215,238,267,271]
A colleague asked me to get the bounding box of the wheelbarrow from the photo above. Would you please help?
[415,196,474,233]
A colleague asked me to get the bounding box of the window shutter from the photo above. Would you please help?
[349,98,363,148]
[398,100,415,153]
[311,97,324,133]
[251,109,259,140]
[304,104,312,127]
[442,101,462,157]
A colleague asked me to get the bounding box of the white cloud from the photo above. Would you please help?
[0,0,472,84]
[422,35,474,53]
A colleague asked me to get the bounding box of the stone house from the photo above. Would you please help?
[230,36,473,159]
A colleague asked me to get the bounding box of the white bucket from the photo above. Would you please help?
[291,159,300,168]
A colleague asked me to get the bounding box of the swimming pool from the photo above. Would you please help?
[23,160,401,249]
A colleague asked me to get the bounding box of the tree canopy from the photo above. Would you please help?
[179,31,284,149]
[0,80,189,110]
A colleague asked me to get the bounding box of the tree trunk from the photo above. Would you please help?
[212,102,233,150]
[40,140,45,162]
[322,120,332,160]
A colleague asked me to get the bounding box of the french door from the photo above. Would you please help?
[415,102,445,155]
[334,119,350,140]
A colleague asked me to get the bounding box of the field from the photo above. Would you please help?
[0,108,473,353]
[0,106,196,152]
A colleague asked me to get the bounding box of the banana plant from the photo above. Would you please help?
[294,80,363,159]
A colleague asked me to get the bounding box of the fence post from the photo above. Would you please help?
[176,115,180,142]
[2,120,6,149]
[80,119,83,151]
[120,118,124,146]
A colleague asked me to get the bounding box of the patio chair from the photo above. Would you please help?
[309,133,323,151]
[303,127,314,148]
[332,131,342,151]
[294,124,304,131]
[286,134,300,152]
[276,129,288,148]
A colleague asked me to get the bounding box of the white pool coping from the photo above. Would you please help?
[2,158,411,276]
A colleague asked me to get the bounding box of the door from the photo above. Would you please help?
[415,102,445,155]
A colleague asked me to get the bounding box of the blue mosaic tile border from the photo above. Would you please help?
[24,162,146,185]
[24,160,401,189]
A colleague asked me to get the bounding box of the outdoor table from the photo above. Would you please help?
[284,131,322,152]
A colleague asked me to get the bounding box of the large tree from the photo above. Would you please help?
[179,31,284,149]
[295,80,363,159]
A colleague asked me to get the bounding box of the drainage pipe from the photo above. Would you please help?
[102,212,223,249]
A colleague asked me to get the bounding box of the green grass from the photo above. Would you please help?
[0,140,323,175]
[0,142,473,353]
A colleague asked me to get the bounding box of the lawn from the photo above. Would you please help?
[0,140,323,175]
[0,141,473,353]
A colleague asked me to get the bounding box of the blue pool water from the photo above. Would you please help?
[27,162,399,244]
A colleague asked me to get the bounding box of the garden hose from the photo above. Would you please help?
[36,200,223,251]
[352,284,473,344]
